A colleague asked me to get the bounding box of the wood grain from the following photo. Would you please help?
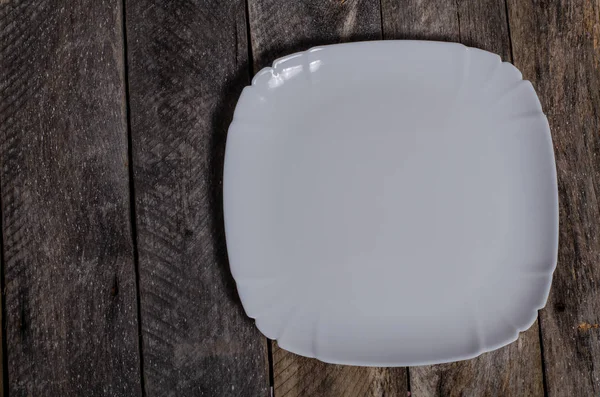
[455,0,512,60]
[248,0,382,70]
[273,342,406,397]
[125,0,269,395]
[410,331,543,396]
[508,0,600,395]
[247,1,408,396]
[382,1,544,395]
[381,0,460,41]
[382,0,511,60]
[0,0,142,395]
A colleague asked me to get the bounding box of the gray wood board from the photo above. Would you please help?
[273,341,407,397]
[0,0,142,395]
[125,0,270,395]
[508,0,600,395]
[248,0,382,71]
[382,0,544,395]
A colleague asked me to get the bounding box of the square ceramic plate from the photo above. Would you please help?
[223,41,558,366]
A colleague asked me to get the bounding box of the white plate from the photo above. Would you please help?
[223,41,558,366]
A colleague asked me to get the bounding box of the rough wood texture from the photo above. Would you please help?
[508,0,600,395]
[247,1,407,396]
[382,1,544,395]
[382,0,511,60]
[248,0,382,70]
[0,0,141,395]
[273,342,406,397]
[410,331,543,396]
[381,0,459,41]
[456,0,512,60]
[125,0,269,395]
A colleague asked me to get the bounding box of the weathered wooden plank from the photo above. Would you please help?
[382,1,544,395]
[508,0,600,395]
[0,0,141,395]
[455,0,512,60]
[125,0,270,395]
[248,0,382,70]
[382,0,511,60]
[381,0,459,41]
[273,342,406,397]
[409,331,543,396]
[247,1,408,396]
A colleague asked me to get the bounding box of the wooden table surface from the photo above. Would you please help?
[1,0,599,396]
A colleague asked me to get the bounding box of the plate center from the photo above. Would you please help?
[279,108,487,302]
